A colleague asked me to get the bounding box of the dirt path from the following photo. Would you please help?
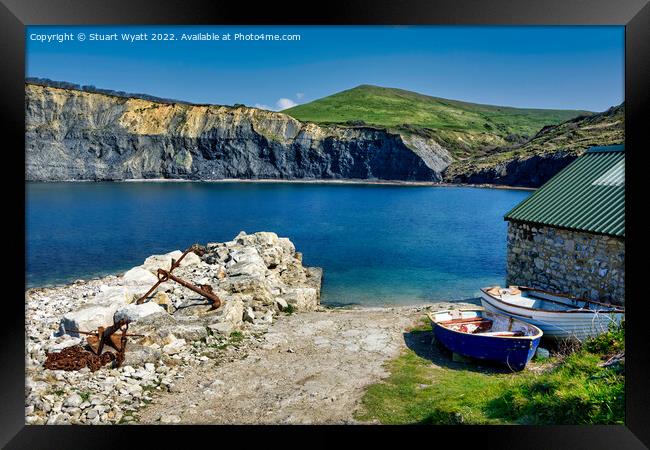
[139,304,467,424]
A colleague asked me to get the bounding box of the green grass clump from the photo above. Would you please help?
[492,350,624,425]
[228,331,244,343]
[356,321,624,425]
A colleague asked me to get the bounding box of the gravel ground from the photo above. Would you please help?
[137,303,474,425]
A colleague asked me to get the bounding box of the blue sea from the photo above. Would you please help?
[26,182,530,306]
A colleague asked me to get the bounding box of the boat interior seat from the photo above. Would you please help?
[487,286,521,296]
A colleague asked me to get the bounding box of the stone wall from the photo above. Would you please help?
[506,221,625,305]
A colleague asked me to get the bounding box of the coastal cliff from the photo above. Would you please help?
[444,104,625,187]
[25,83,452,182]
[25,82,623,187]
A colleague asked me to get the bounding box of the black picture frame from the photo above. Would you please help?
[2,0,648,448]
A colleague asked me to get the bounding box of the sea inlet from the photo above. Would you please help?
[26,182,530,306]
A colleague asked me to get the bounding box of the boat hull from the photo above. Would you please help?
[480,292,623,341]
[430,310,541,371]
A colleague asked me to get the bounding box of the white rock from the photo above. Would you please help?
[261,310,274,324]
[243,307,256,323]
[284,287,318,311]
[169,324,208,342]
[180,251,201,267]
[94,285,140,305]
[254,231,279,246]
[226,247,267,278]
[216,297,244,327]
[60,304,121,336]
[144,363,155,372]
[208,322,234,336]
[152,291,173,312]
[143,250,201,274]
[48,335,82,352]
[278,237,296,255]
[275,297,288,311]
[160,414,181,424]
[113,302,164,324]
[122,266,159,286]
[162,339,187,355]
[161,334,178,346]
[142,253,176,273]
[227,261,267,278]
[64,393,82,408]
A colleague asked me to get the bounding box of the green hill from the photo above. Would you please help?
[284,85,591,156]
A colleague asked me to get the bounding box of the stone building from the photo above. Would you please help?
[504,145,625,305]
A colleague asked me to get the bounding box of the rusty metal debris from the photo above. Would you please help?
[43,346,120,372]
[44,244,220,372]
[136,244,221,311]
[43,319,142,372]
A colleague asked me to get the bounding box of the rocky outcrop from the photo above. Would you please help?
[25,83,452,182]
[57,231,322,341]
[25,231,323,424]
[444,104,624,187]
[446,152,578,188]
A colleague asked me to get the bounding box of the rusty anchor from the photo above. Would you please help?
[43,244,221,372]
[135,244,221,311]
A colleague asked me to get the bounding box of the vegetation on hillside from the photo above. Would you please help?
[356,319,625,425]
[285,85,590,155]
[444,103,624,180]
[26,77,192,106]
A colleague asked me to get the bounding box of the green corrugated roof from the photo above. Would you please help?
[505,145,625,237]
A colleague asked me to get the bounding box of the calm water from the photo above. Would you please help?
[26,182,530,306]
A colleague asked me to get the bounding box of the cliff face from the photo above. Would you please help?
[26,83,623,186]
[446,152,579,188]
[25,84,453,182]
[444,104,624,187]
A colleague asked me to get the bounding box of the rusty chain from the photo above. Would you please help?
[43,320,131,372]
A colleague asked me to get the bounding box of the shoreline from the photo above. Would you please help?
[26,178,536,191]
[25,280,480,310]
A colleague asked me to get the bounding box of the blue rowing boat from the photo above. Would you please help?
[428,308,543,371]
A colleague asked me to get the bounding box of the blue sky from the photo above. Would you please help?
[26,26,623,112]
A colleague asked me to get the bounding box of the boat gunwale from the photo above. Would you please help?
[480,286,625,314]
[428,309,543,341]
[480,297,621,341]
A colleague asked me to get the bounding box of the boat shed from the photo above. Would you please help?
[504,144,625,305]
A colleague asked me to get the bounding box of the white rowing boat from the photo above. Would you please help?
[479,286,624,341]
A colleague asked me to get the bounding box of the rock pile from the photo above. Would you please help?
[25,231,322,424]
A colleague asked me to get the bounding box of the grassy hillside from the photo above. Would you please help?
[284,85,590,145]
[444,103,624,180]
